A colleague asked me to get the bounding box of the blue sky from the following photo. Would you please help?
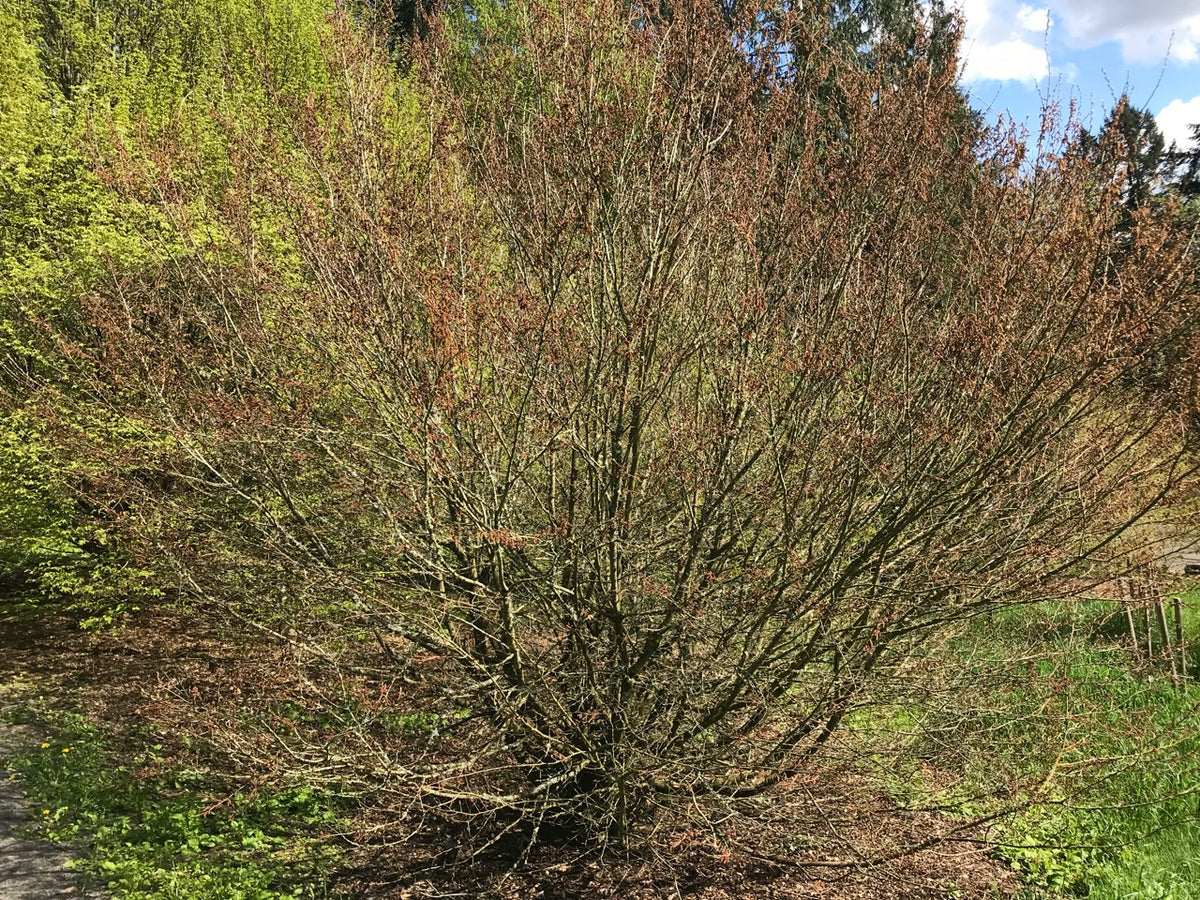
[953,0,1200,152]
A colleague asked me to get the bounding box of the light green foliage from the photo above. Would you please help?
[5,708,342,899]
[0,0,337,331]
[0,413,75,579]
[15,0,330,116]
[0,3,134,366]
[0,411,160,626]
[0,4,46,160]
[0,0,340,623]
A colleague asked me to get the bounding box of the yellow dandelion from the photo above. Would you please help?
[42,809,49,815]
[40,742,50,749]
[61,748,69,754]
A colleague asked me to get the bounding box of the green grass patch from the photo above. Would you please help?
[861,596,1200,898]
[978,601,1200,898]
[2,707,345,900]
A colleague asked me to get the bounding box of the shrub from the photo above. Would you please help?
[24,0,1200,845]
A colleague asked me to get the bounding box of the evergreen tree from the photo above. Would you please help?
[1168,123,1200,199]
[1080,95,1167,215]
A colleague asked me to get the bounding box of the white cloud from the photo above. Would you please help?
[955,0,1051,85]
[955,0,1200,82]
[1047,1,1200,64]
[1157,95,1200,149]
[957,0,994,31]
[1016,5,1050,33]
[1055,61,1079,83]
[955,0,1200,87]
[961,38,1052,84]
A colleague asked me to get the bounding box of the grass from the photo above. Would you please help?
[2,705,345,900]
[948,589,1200,898]
[848,586,1200,897]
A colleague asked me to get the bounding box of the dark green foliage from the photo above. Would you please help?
[1108,98,1166,212]
[366,0,437,51]
[1078,95,1167,218]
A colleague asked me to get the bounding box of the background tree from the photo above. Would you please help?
[1168,122,1200,199]
[1079,95,1167,218]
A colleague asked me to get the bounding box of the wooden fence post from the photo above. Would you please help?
[1154,595,1178,687]
[1175,595,1188,683]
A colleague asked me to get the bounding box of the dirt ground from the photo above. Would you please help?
[0,604,1022,899]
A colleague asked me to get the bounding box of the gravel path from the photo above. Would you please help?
[0,712,105,899]
[1164,535,1200,576]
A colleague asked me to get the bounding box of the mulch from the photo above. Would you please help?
[0,603,1021,899]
